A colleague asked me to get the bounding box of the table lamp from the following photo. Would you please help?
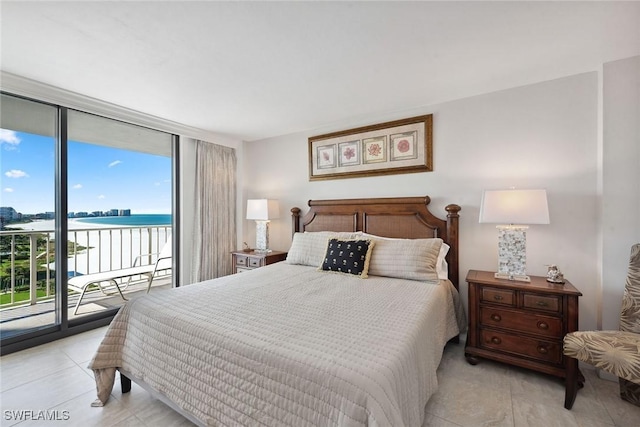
[479,189,550,282]
[246,199,279,252]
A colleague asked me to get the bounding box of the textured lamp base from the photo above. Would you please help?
[496,225,530,282]
[254,220,272,253]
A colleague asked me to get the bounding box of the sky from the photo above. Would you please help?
[1,129,172,215]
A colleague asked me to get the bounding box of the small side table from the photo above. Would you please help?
[231,250,287,273]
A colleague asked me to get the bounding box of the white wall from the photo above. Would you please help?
[601,56,640,330]
[243,72,601,330]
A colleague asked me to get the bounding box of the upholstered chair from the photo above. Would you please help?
[563,244,640,409]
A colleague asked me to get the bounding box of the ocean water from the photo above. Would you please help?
[75,214,171,226]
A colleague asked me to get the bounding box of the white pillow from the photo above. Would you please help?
[286,231,362,267]
[362,233,449,280]
[366,236,443,282]
[437,243,450,280]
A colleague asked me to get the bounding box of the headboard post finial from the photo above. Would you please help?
[445,204,461,217]
[291,207,301,236]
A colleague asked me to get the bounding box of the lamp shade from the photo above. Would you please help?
[246,199,280,221]
[479,189,550,225]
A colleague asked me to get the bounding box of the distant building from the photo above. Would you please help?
[76,212,88,217]
[68,212,75,218]
[119,209,131,216]
[108,209,118,216]
[91,211,102,217]
[0,207,20,221]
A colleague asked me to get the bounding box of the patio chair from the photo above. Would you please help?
[563,243,640,409]
[67,237,172,314]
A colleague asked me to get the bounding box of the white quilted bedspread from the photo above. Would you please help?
[89,263,463,427]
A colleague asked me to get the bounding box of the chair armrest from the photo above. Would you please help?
[133,251,160,266]
[153,255,172,269]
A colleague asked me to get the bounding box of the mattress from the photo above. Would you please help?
[89,262,463,427]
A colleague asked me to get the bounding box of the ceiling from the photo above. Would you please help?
[1,1,639,142]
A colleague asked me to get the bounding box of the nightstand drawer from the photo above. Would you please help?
[481,287,515,306]
[480,307,562,338]
[480,329,562,364]
[523,293,560,312]
[231,250,287,274]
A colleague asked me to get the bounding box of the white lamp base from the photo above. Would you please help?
[495,225,530,282]
[254,220,272,253]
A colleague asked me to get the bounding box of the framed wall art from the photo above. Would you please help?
[308,114,432,181]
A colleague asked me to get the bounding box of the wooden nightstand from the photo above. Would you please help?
[465,270,582,381]
[231,250,287,274]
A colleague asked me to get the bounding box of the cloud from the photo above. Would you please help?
[4,187,14,193]
[98,195,106,199]
[108,160,122,168]
[5,169,29,178]
[0,129,21,148]
[72,184,83,189]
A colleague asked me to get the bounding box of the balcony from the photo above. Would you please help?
[0,224,172,339]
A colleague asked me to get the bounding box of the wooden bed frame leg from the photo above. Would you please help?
[120,372,132,394]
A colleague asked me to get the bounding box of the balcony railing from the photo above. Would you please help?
[0,225,171,308]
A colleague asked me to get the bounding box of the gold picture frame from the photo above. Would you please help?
[309,114,432,181]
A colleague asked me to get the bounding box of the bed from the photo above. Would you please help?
[89,196,464,427]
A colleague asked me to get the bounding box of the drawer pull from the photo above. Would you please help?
[491,337,502,345]
[494,295,504,301]
[491,314,502,322]
[537,321,549,330]
[536,301,549,307]
[537,345,549,354]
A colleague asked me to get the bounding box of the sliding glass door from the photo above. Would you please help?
[0,93,177,351]
[66,110,173,319]
[0,94,58,340]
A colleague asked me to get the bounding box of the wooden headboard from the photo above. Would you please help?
[291,196,461,288]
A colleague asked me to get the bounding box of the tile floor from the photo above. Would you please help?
[1,329,639,427]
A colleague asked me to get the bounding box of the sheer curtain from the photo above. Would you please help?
[191,140,237,282]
